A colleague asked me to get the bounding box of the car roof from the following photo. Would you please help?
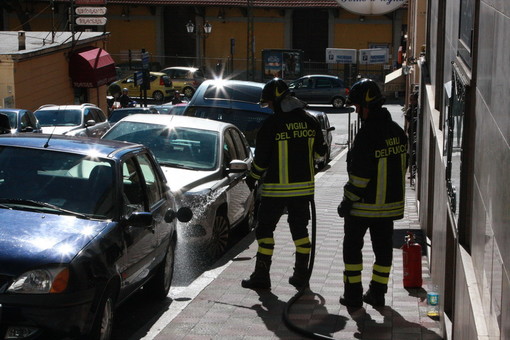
[35,103,99,111]
[189,79,272,110]
[297,74,340,79]
[199,79,265,89]
[0,108,29,113]
[112,114,236,132]
[0,134,144,159]
[111,107,156,112]
[162,66,198,71]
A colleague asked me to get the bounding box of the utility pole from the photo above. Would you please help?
[246,0,255,81]
[69,0,75,45]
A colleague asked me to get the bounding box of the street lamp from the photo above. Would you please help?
[186,20,212,67]
[186,20,212,38]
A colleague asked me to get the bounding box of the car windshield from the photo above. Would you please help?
[0,146,115,219]
[0,111,17,128]
[151,105,173,114]
[35,109,82,127]
[104,122,219,170]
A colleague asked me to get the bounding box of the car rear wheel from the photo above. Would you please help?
[207,213,230,260]
[145,237,176,299]
[152,90,164,101]
[332,97,345,108]
[183,87,195,98]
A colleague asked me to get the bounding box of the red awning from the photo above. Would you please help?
[69,47,117,88]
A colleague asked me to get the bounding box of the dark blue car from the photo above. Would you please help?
[0,135,192,340]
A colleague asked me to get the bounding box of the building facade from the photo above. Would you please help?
[408,0,510,339]
[2,1,407,86]
[0,31,114,112]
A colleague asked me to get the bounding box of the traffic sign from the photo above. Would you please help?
[76,17,107,26]
[142,52,149,69]
[135,71,143,86]
[76,7,107,15]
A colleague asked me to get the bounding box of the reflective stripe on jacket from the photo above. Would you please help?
[250,107,327,198]
[344,107,408,220]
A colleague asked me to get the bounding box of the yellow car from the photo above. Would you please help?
[108,71,175,102]
[159,66,206,98]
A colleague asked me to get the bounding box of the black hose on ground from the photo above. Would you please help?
[282,199,337,340]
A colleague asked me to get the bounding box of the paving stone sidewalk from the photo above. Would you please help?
[152,148,443,340]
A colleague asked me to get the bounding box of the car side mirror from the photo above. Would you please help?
[127,211,153,228]
[86,120,96,127]
[327,126,336,132]
[227,159,248,173]
[165,207,193,223]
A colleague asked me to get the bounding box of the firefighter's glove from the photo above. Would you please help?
[246,176,257,192]
[337,199,353,218]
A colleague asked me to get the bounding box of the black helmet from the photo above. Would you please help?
[260,78,289,107]
[346,78,383,107]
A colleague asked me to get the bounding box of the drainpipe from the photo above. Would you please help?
[18,31,26,51]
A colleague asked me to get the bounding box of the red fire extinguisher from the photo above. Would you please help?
[402,231,423,288]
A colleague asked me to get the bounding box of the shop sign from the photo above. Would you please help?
[76,17,107,26]
[76,7,107,15]
[359,48,388,64]
[335,0,407,15]
[326,48,357,64]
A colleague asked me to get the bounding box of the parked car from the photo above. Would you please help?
[108,72,175,102]
[182,79,333,168]
[108,106,159,124]
[159,66,206,98]
[183,79,273,148]
[102,114,255,260]
[0,134,192,340]
[34,103,110,137]
[288,74,349,108]
[115,61,162,80]
[0,108,42,134]
[308,109,335,168]
[151,102,189,115]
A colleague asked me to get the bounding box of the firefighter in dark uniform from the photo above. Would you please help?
[241,78,327,290]
[338,78,408,307]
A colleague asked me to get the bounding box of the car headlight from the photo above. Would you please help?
[7,267,69,294]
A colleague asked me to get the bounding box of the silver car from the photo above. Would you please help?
[102,114,255,260]
[288,74,349,108]
[34,103,110,138]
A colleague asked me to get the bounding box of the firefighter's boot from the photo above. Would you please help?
[241,255,271,289]
[363,281,386,307]
[288,253,310,289]
[340,282,363,308]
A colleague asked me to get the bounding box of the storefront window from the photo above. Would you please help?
[458,0,475,67]
[445,64,467,220]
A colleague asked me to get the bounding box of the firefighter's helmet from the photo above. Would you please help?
[346,78,383,107]
[260,78,289,107]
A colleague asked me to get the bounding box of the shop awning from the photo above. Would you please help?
[69,47,117,88]
[384,67,405,92]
